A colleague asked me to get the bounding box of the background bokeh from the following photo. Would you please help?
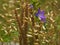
[0,0,60,45]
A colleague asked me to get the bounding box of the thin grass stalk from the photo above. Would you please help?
[13,0,23,45]
[22,2,28,45]
[14,9,23,45]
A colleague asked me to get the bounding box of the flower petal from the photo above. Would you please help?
[30,4,33,8]
[38,8,41,14]
[35,8,46,22]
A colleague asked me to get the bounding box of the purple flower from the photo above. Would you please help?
[30,4,33,8]
[36,8,46,22]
